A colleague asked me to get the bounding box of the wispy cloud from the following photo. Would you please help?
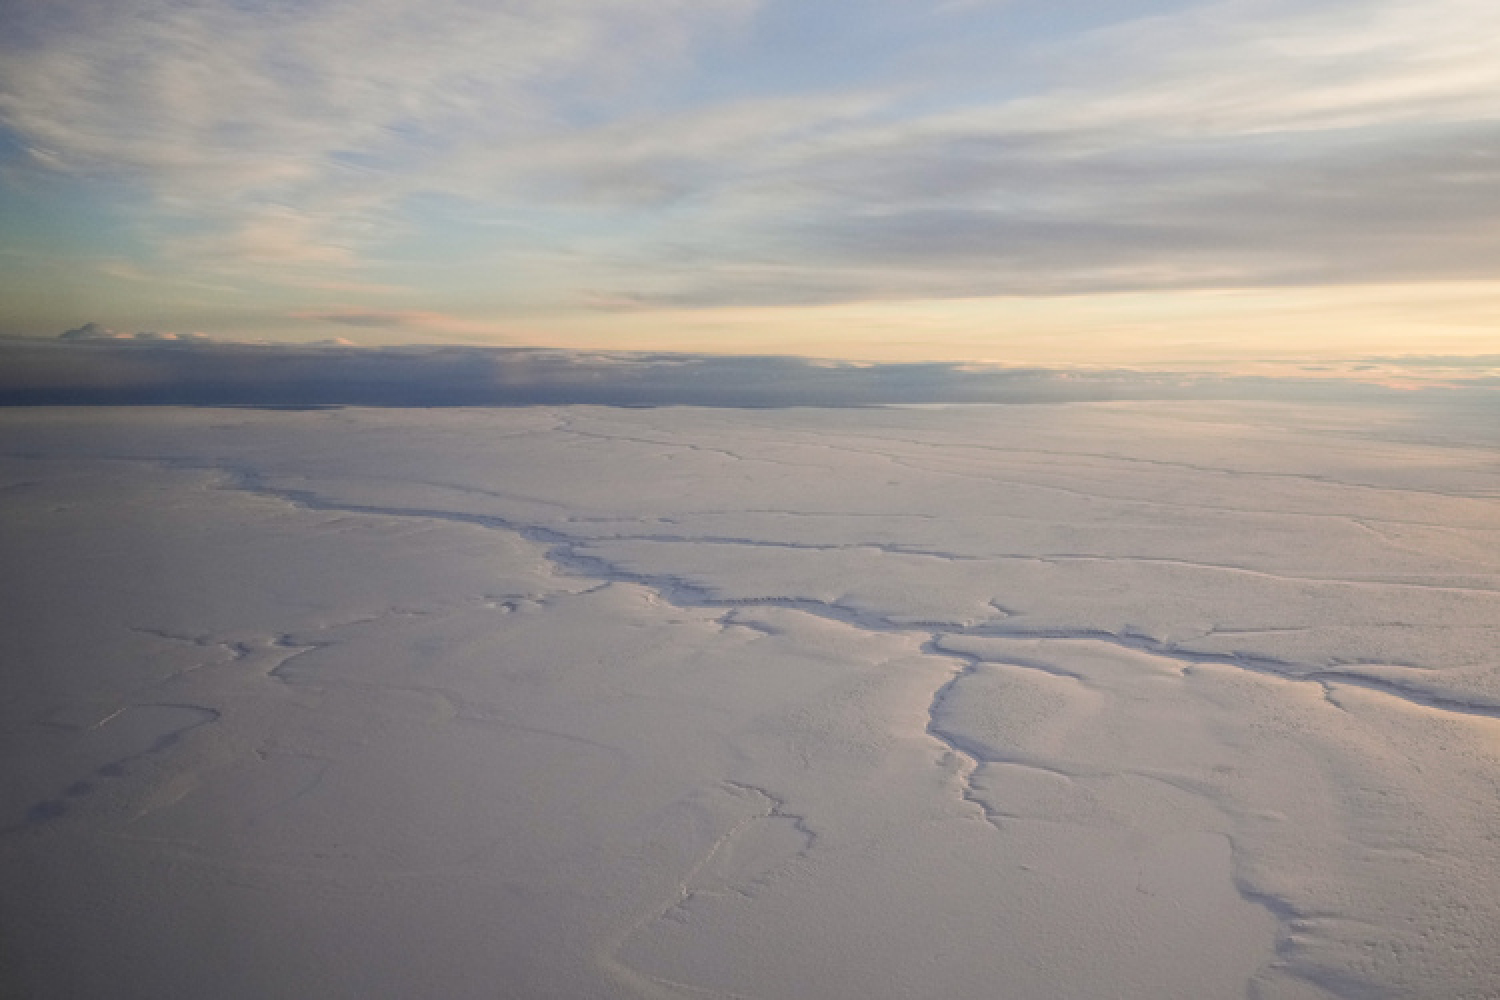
[527,0,1500,306]
[2,0,1498,340]
[403,0,1500,309]
[1024,0,1500,135]
[0,0,751,271]
[292,307,526,341]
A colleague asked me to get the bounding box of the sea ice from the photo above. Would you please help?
[1,400,1497,998]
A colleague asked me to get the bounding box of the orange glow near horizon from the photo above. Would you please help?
[467,282,1500,368]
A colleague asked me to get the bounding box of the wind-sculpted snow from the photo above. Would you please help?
[1,400,1498,999]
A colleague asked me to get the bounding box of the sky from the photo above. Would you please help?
[1,0,1498,364]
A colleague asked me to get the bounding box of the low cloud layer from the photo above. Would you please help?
[2,335,1494,409]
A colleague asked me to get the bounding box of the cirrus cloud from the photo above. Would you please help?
[3,0,1499,341]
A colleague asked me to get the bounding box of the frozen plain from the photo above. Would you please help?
[2,400,1499,999]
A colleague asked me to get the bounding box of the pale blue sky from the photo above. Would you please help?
[2,0,1498,361]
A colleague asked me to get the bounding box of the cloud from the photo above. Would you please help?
[58,323,120,341]
[3,337,1496,408]
[544,107,1500,307]
[304,313,413,330]
[748,123,1500,299]
[409,0,1500,309]
[1021,0,1500,136]
[59,322,215,343]
[0,0,752,269]
[291,308,525,340]
[4,0,1499,314]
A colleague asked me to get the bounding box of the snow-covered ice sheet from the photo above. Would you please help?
[1,401,1497,998]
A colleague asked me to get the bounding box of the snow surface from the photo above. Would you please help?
[2,401,1498,998]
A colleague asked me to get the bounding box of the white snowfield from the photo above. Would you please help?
[2,401,1498,999]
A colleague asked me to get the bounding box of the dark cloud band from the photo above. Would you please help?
[2,336,1494,408]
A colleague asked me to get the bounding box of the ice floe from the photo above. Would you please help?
[1,400,1497,998]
